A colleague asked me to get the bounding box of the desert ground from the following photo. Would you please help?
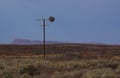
[0,44,120,78]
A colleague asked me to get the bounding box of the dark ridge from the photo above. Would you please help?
[11,39,64,45]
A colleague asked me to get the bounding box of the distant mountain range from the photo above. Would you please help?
[11,39,64,45]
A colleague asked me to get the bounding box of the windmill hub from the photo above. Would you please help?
[49,16,55,22]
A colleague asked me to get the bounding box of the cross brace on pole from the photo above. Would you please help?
[36,16,55,58]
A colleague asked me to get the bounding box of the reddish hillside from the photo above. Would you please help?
[0,44,120,59]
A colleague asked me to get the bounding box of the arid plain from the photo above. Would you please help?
[0,44,120,78]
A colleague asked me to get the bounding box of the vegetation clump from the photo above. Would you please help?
[20,64,40,77]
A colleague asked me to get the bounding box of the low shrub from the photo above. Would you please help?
[82,68,116,78]
[1,72,13,78]
[0,65,4,70]
[20,74,32,78]
[20,64,40,77]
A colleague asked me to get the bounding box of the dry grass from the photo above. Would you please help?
[0,44,120,78]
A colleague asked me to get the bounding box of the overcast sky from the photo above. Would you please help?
[0,0,120,44]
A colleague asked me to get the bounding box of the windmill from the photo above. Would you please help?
[36,16,55,58]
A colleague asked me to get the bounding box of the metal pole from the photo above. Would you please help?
[43,19,46,58]
[36,16,55,58]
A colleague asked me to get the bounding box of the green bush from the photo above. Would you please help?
[20,64,40,77]
[104,62,119,69]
